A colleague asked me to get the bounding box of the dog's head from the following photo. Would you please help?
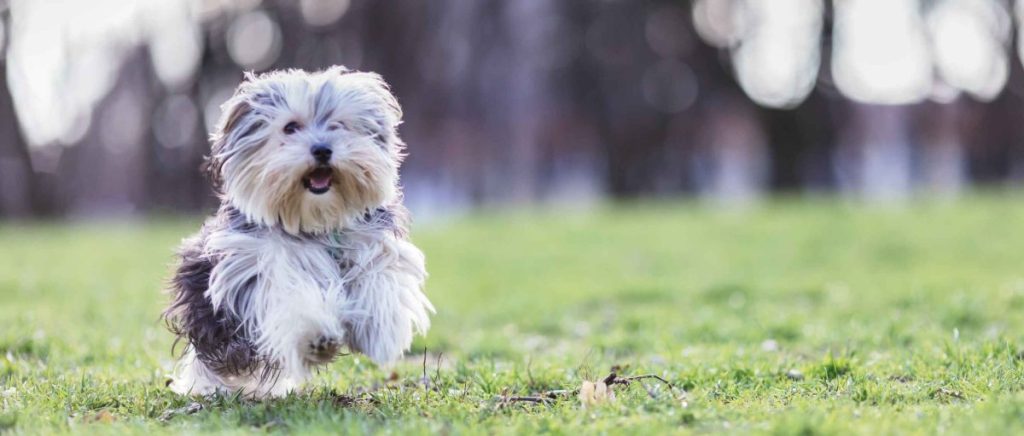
[207,67,404,234]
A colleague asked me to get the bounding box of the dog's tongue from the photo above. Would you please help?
[308,168,332,190]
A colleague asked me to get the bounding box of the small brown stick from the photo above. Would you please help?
[606,373,675,389]
[539,389,572,398]
[504,396,555,404]
[417,345,430,401]
[609,373,680,401]
[421,346,429,391]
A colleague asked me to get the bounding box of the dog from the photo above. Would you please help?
[163,67,434,398]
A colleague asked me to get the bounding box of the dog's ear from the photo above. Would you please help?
[346,71,403,150]
[205,80,267,190]
[205,96,250,190]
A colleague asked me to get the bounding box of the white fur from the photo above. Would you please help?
[212,67,402,235]
[170,348,299,398]
[171,221,432,398]
[169,67,432,398]
[334,222,433,364]
[205,228,347,382]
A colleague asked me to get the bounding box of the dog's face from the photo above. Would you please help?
[208,67,403,234]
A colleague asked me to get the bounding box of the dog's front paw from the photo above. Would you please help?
[306,335,342,364]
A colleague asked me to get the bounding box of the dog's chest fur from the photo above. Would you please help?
[206,227,347,306]
[198,206,403,370]
[208,228,337,364]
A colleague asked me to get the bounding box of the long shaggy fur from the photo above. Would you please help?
[164,67,433,398]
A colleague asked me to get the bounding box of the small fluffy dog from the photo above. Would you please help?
[164,67,433,398]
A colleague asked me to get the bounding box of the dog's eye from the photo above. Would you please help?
[283,121,301,135]
[328,122,347,132]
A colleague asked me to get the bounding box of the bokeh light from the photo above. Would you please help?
[642,60,698,113]
[928,0,1010,101]
[7,0,131,146]
[300,0,350,28]
[98,86,146,153]
[731,0,823,109]
[226,9,282,70]
[147,1,203,90]
[0,16,6,59]
[645,5,691,59]
[153,94,200,149]
[832,0,932,105]
[6,0,202,146]
[692,0,741,49]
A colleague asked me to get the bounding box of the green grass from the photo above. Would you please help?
[4,194,1024,434]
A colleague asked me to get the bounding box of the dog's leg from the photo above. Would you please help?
[306,334,343,364]
[171,351,300,399]
[342,236,433,365]
[169,349,226,397]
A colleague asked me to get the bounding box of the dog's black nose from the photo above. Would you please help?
[310,143,332,163]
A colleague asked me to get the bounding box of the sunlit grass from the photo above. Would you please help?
[3,194,1024,433]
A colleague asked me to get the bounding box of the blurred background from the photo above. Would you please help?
[0,0,1022,219]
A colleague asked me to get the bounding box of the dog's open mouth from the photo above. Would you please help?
[302,167,334,194]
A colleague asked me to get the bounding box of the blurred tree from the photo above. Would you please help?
[4,0,1024,218]
[0,6,36,217]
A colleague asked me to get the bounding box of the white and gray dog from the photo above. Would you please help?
[164,67,433,398]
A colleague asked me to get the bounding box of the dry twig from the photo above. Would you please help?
[495,372,678,408]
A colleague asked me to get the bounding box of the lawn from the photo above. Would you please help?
[3,194,1024,434]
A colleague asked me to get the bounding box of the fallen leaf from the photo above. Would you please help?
[84,410,116,424]
[579,380,615,408]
